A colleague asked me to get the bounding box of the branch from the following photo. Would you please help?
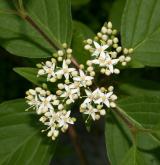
[24,14,80,69]
[24,15,60,51]
[68,126,88,165]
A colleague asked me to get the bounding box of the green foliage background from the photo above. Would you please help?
[0,0,160,164]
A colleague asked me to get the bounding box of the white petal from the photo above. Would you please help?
[79,69,85,77]
[93,88,101,95]
[69,68,76,72]
[86,76,93,81]
[68,119,74,124]
[93,41,100,49]
[66,111,71,118]
[39,96,45,101]
[83,98,91,104]
[64,73,69,79]
[99,51,106,59]
[48,103,53,110]
[91,113,96,120]
[102,44,109,50]
[92,51,99,57]
[71,89,79,94]
[62,60,68,69]
[104,99,110,107]
[92,59,99,64]
[46,96,52,101]
[105,52,111,59]
[94,98,102,104]
[60,92,67,98]
[106,92,113,98]
[85,89,92,96]
[93,108,98,112]
[56,70,64,75]
[64,85,69,91]
[73,77,81,81]
[108,64,114,73]
[112,59,119,65]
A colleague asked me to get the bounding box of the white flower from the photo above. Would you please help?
[82,88,113,108]
[92,53,119,73]
[73,69,93,87]
[56,60,75,79]
[38,61,56,81]
[44,111,60,126]
[97,91,113,107]
[60,84,80,102]
[26,94,40,110]
[92,41,109,57]
[38,95,54,113]
[57,111,74,128]
[83,88,102,105]
[105,54,119,73]
[41,109,75,139]
[92,51,108,67]
[83,104,98,120]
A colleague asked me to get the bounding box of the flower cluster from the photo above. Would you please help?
[84,22,133,76]
[26,87,76,140]
[25,21,133,140]
[80,86,117,121]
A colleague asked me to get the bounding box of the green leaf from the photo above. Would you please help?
[152,123,160,141]
[118,70,160,96]
[72,21,94,64]
[109,0,126,30]
[121,0,160,66]
[71,0,90,6]
[0,0,72,58]
[117,96,160,149]
[120,146,146,165]
[14,67,45,86]
[105,110,160,165]
[0,99,56,164]
[105,113,131,165]
[105,96,160,164]
[117,96,160,133]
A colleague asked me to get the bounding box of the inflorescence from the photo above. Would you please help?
[25,22,133,140]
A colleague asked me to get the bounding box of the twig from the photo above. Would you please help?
[24,15,80,70]
[24,15,60,51]
[71,57,80,69]
[68,126,88,165]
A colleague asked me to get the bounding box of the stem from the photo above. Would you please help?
[24,14,80,69]
[68,126,88,165]
[71,57,80,69]
[24,15,60,50]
